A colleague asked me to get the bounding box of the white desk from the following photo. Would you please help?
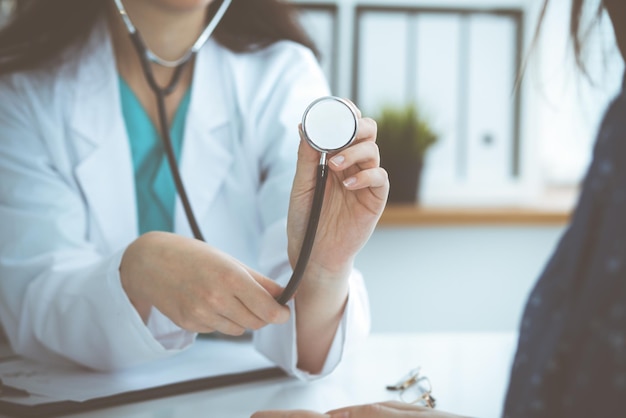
[2,332,518,418]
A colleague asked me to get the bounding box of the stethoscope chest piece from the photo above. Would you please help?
[301,96,359,153]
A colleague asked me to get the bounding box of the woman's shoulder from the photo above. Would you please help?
[0,70,57,114]
[200,39,327,115]
[592,89,626,165]
[576,87,626,213]
[217,39,320,78]
[0,61,86,127]
[0,39,100,105]
[249,39,318,63]
[0,18,108,101]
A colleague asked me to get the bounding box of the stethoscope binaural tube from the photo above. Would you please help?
[115,0,359,307]
[276,97,359,304]
[113,0,232,241]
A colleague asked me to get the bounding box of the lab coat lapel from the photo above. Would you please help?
[175,41,233,237]
[71,23,138,251]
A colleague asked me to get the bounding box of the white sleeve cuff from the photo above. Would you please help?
[146,307,196,350]
[253,269,370,380]
[102,249,196,364]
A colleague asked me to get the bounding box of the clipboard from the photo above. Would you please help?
[0,337,288,417]
[0,366,286,417]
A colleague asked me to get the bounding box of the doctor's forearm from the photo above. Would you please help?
[294,263,351,374]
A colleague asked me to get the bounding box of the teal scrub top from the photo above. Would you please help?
[119,77,192,234]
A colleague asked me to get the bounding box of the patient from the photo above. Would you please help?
[253,0,626,417]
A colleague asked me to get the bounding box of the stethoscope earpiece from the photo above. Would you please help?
[301,96,359,154]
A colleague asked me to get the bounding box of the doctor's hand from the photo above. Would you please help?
[288,102,388,279]
[119,231,290,333]
[286,102,387,373]
[252,401,467,418]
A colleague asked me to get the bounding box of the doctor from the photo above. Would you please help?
[0,0,388,378]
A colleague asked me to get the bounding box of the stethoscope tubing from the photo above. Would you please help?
[276,156,329,305]
[127,31,206,241]
[120,0,332,307]
[137,54,330,304]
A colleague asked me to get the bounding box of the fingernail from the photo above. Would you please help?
[330,155,345,167]
[343,177,357,188]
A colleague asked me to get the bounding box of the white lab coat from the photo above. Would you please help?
[0,20,370,377]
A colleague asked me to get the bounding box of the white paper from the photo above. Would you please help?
[0,337,277,403]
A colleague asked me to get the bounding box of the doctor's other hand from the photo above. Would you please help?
[288,102,389,278]
[119,231,290,334]
[252,401,468,418]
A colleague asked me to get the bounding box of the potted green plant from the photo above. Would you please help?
[375,103,438,203]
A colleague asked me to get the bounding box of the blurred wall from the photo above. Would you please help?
[295,0,623,201]
[356,224,565,333]
[0,1,12,26]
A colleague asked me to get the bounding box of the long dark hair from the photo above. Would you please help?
[0,0,318,75]
[533,0,626,74]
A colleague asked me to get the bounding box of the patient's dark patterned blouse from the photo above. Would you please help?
[503,78,626,417]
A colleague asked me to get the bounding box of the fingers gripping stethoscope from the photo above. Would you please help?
[113,0,358,305]
[276,97,358,304]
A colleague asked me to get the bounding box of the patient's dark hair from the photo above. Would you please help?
[533,0,626,73]
[0,0,318,75]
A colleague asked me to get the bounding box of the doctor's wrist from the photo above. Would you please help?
[119,233,161,323]
[299,260,352,293]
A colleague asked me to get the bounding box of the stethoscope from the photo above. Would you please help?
[113,0,359,305]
